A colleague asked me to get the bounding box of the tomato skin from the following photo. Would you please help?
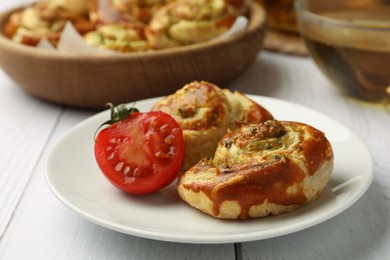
[94,110,185,194]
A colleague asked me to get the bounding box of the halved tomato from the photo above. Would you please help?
[94,104,185,194]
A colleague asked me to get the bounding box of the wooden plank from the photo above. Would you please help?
[235,52,390,260]
[0,108,235,260]
[240,189,388,260]
[0,75,62,236]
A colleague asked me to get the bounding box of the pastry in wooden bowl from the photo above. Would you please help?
[151,81,273,170]
[177,120,334,219]
[111,0,170,24]
[4,1,94,47]
[0,1,266,108]
[46,0,94,17]
[83,21,150,52]
[89,0,139,24]
[146,0,246,49]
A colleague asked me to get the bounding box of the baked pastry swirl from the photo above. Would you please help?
[151,81,273,170]
[83,21,149,52]
[4,1,94,46]
[46,0,94,17]
[145,0,246,49]
[111,0,171,23]
[177,120,334,219]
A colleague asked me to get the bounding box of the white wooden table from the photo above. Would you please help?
[1,1,390,259]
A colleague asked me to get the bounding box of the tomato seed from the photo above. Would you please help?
[107,152,115,160]
[164,135,174,145]
[133,168,140,177]
[155,151,173,159]
[115,162,124,171]
[123,166,130,175]
[159,124,170,134]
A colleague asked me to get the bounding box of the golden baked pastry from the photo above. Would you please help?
[177,120,334,219]
[46,0,94,17]
[151,81,273,170]
[89,0,136,24]
[145,0,246,49]
[111,0,170,23]
[5,2,94,46]
[83,21,149,52]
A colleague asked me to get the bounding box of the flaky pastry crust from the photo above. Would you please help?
[4,2,94,46]
[151,81,273,170]
[83,21,149,52]
[145,0,246,49]
[177,120,334,219]
[111,0,171,23]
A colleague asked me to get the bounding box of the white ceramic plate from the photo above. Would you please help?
[45,95,374,244]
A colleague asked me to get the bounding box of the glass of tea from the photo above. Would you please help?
[295,0,390,104]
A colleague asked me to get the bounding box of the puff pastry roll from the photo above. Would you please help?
[177,120,334,219]
[46,0,94,17]
[111,0,170,23]
[145,0,246,49]
[83,21,149,52]
[151,81,273,170]
[5,2,94,46]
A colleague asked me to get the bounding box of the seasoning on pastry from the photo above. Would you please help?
[89,0,135,25]
[111,0,170,24]
[145,0,247,49]
[151,81,273,170]
[46,0,94,17]
[4,2,94,46]
[177,120,334,219]
[83,21,149,52]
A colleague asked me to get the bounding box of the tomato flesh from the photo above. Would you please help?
[94,111,185,194]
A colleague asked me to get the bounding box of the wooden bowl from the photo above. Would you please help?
[0,2,266,109]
